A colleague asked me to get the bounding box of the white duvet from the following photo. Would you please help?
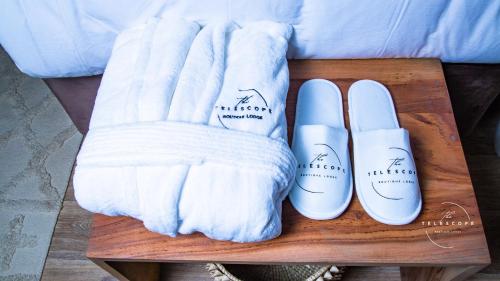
[1,0,500,77]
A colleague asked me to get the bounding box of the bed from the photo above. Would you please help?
[1,0,499,77]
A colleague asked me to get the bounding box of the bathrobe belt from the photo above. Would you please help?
[77,121,297,187]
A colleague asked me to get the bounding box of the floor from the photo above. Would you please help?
[40,99,500,279]
[0,50,82,280]
[462,100,500,281]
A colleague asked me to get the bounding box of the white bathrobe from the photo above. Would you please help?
[74,18,296,242]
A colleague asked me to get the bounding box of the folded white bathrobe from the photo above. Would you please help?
[74,18,295,242]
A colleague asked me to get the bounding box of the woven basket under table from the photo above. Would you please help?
[206,263,346,281]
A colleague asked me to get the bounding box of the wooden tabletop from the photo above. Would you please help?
[87,59,490,266]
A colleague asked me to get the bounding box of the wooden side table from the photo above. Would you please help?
[86,59,490,281]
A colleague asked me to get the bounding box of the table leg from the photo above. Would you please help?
[90,259,160,281]
[400,265,487,281]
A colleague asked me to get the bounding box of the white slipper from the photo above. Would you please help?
[348,80,422,225]
[289,79,353,220]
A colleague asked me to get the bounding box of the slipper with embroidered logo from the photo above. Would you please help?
[289,79,353,220]
[348,79,422,225]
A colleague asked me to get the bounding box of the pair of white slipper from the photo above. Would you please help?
[289,79,422,225]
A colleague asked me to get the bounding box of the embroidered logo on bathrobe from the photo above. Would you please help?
[215,88,272,129]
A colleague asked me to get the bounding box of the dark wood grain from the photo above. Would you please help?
[86,59,490,268]
[94,260,160,281]
[400,265,487,281]
[44,76,101,134]
[41,200,117,281]
[443,63,500,136]
[461,101,500,281]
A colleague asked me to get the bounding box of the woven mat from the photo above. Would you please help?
[207,263,346,281]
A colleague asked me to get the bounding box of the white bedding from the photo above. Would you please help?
[1,0,499,77]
